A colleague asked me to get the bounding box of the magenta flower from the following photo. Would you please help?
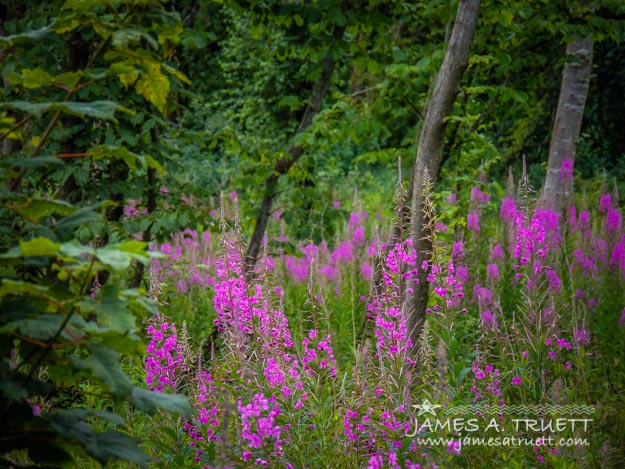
[467,210,480,231]
[574,328,590,346]
[447,440,462,455]
[145,317,184,392]
[353,226,366,245]
[545,269,561,292]
[473,285,492,306]
[487,263,500,281]
[605,207,622,231]
[285,255,308,283]
[471,187,490,205]
[491,243,505,260]
[348,212,367,230]
[332,241,354,264]
[124,204,139,218]
[511,376,522,386]
[361,263,373,280]
[500,197,517,223]
[599,194,612,212]
[611,243,625,270]
[481,310,498,329]
[366,453,384,469]
[452,241,465,259]
[456,265,469,283]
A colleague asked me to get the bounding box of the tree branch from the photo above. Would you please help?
[244,24,346,278]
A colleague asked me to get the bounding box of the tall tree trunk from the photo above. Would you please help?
[130,167,158,288]
[244,25,345,278]
[406,0,481,360]
[542,35,593,213]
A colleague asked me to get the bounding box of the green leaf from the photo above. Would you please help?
[54,208,102,239]
[54,71,83,88]
[19,237,60,256]
[96,242,148,270]
[116,240,148,255]
[0,279,49,299]
[10,197,76,221]
[112,29,158,50]
[109,61,139,89]
[0,26,52,46]
[71,343,133,398]
[0,314,88,342]
[48,409,151,467]
[89,145,142,172]
[131,387,193,416]
[0,155,64,169]
[95,247,135,270]
[135,62,170,113]
[0,100,131,122]
[89,410,125,426]
[6,68,83,91]
[144,154,166,175]
[59,240,96,258]
[87,431,152,467]
[1,316,64,342]
[157,23,183,47]
[98,331,145,355]
[122,289,159,316]
[161,62,191,85]
[500,8,514,26]
[0,362,50,402]
[16,68,54,89]
[93,285,136,334]
[328,5,347,26]
[278,95,301,111]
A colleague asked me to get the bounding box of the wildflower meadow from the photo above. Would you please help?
[132,165,625,468]
[2,1,625,468]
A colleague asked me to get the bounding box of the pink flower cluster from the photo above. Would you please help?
[145,318,185,392]
[371,239,418,361]
[470,362,502,402]
[238,393,286,466]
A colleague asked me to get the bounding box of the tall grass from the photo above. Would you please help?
[140,175,625,468]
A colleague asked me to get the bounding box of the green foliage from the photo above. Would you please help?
[0,0,193,466]
[2,0,625,466]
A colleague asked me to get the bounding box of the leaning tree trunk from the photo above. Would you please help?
[542,35,593,213]
[244,25,345,278]
[405,0,481,360]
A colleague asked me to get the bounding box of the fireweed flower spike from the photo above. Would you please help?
[140,182,625,466]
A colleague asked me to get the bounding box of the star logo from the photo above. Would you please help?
[412,398,441,416]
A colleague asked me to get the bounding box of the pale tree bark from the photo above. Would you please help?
[542,35,593,213]
[244,25,345,279]
[405,0,481,359]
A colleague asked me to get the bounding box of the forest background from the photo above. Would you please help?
[1,0,625,467]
